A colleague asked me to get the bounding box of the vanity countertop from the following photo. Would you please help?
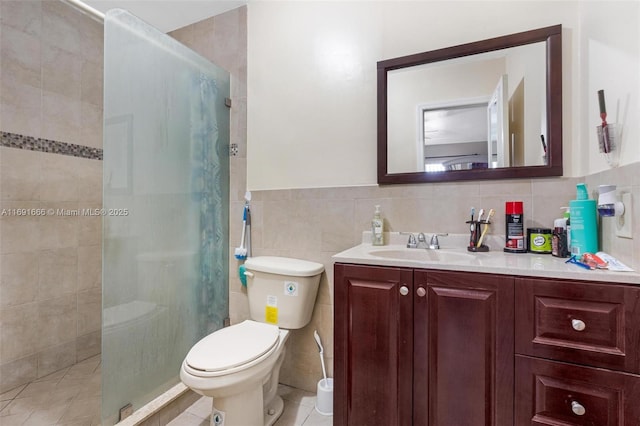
[332,233,640,285]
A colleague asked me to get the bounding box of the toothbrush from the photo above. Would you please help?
[476,209,495,247]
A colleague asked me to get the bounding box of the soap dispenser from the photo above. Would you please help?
[569,183,598,255]
[371,205,384,246]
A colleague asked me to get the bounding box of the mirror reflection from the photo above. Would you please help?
[377,25,562,184]
[387,42,547,174]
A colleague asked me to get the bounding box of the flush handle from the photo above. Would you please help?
[571,319,586,331]
[399,286,409,296]
[571,401,586,416]
[417,287,426,297]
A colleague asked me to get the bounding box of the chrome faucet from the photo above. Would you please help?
[429,233,449,249]
[404,232,431,249]
[406,233,417,248]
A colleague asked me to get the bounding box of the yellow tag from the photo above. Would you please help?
[265,306,278,324]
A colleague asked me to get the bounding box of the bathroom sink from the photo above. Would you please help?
[369,247,475,263]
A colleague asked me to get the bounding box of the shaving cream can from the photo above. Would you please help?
[504,201,526,253]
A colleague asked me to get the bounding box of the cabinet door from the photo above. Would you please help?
[515,355,640,425]
[334,263,413,426]
[515,278,640,373]
[414,269,514,426]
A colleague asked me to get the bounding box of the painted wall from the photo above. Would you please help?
[578,1,640,176]
[247,1,639,190]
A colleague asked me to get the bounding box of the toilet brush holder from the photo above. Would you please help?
[315,378,333,416]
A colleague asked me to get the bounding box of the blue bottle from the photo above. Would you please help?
[569,183,598,255]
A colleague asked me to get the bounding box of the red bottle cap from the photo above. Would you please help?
[505,201,523,214]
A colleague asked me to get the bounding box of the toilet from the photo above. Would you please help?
[180,256,324,426]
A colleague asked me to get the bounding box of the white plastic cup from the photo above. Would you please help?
[315,378,333,416]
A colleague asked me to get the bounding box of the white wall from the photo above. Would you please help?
[578,1,640,176]
[247,1,637,190]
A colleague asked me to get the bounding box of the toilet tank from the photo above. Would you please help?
[244,256,324,329]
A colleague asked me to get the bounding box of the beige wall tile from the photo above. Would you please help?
[37,248,77,301]
[39,154,80,202]
[0,201,41,254]
[77,245,101,291]
[80,102,103,150]
[41,1,81,55]
[76,158,102,203]
[0,1,42,36]
[42,45,82,98]
[41,91,82,145]
[0,148,42,202]
[38,201,79,250]
[0,252,38,308]
[0,24,41,89]
[80,60,103,107]
[76,330,101,362]
[36,295,76,352]
[0,82,42,138]
[78,214,101,247]
[77,287,102,336]
[0,302,39,362]
[36,340,76,378]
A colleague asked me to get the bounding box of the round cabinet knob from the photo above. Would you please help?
[571,319,586,331]
[417,287,426,297]
[571,401,586,416]
[399,286,409,296]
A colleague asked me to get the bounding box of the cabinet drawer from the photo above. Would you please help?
[515,278,640,373]
[515,355,640,426]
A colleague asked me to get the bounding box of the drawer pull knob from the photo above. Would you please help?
[417,287,426,297]
[571,401,586,416]
[400,286,409,296]
[571,319,586,331]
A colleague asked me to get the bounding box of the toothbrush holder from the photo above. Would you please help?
[466,220,490,252]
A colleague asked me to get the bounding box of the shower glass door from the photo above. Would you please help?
[102,9,229,424]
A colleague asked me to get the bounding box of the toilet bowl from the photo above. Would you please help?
[181,321,290,425]
[180,256,324,426]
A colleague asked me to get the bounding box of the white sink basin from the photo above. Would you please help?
[369,247,476,263]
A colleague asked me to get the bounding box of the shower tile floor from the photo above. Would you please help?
[0,355,330,426]
[0,355,101,426]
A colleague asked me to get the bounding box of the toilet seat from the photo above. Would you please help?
[184,320,280,377]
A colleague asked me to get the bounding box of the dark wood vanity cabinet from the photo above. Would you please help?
[334,264,414,426]
[334,264,514,426]
[335,264,640,425]
[514,277,640,425]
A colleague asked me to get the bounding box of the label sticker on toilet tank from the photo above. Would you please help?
[284,281,298,296]
[266,295,278,324]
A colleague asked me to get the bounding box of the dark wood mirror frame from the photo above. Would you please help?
[377,25,562,184]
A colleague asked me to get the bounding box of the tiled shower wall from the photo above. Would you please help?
[0,1,103,393]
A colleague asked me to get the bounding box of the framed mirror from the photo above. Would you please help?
[377,25,562,184]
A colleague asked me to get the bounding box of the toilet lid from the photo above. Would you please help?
[185,320,280,373]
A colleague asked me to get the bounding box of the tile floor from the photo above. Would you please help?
[0,355,331,426]
[0,355,101,426]
[167,384,333,426]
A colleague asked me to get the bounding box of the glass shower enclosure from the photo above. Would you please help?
[102,9,229,424]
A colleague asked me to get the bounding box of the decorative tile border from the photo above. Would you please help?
[1,131,103,160]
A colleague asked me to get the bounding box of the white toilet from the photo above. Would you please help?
[180,256,324,426]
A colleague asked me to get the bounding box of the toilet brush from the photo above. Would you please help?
[313,330,328,382]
